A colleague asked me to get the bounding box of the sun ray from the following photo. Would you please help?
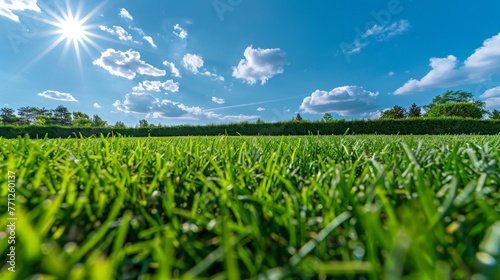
[16,0,107,76]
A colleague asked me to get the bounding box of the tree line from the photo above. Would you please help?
[0,105,116,127]
[320,90,499,121]
[2,91,499,128]
[375,90,498,120]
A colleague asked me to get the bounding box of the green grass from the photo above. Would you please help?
[1,135,499,279]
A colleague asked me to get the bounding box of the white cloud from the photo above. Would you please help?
[132,80,180,93]
[395,33,500,95]
[387,71,395,77]
[257,107,266,111]
[38,90,77,102]
[173,24,188,39]
[182,53,204,73]
[114,92,257,122]
[480,86,500,109]
[99,25,133,41]
[366,20,410,41]
[93,103,102,108]
[348,20,410,54]
[299,86,379,116]
[162,61,181,78]
[202,71,225,81]
[182,54,224,81]
[481,86,500,99]
[143,36,157,48]
[232,46,288,85]
[130,27,145,36]
[93,49,166,80]
[0,0,40,22]
[212,97,225,104]
[361,110,383,120]
[119,8,133,21]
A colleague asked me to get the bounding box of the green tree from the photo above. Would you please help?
[138,119,149,128]
[114,121,126,128]
[321,113,333,122]
[295,113,303,122]
[17,106,34,125]
[72,112,92,127]
[51,105,72,126]
[408,103,421,118]
[92,115,108,127]
[381,105,407,119]
[489,109,500,120]
[0,108,19,125]
[426,102,486,119]
[425,90,485,111]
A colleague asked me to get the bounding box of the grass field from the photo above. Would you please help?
[1,135,499,279]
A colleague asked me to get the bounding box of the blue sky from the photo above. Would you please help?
[1,0,500,126]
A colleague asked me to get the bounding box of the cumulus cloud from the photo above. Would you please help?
[93,103,102,108]
[99,25,133,41]
[299,86,379,116]
[143,36,157,48]
[114,92,257,121]
[0,0,40,22]
[212,97,225,104]
[257,107,266,111]
[232,46,288,85]
[182,54,224,81]
[182,53,204,73]
[119,8,133,21]
[394,33,500,95]
[480,86,500,109]
[163,61,181,78]
[347,20,410,54]
[132,80,179,93]
[93,49,166,80]
[38,90,78,102]
[173,24,188,39]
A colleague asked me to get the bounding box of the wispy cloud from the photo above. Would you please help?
[99,25,134,41]
[348,20,410,54]
[38,90,78,102]
[205,95,305,112]
[173,24,188,39]
[143,36,157,48]
[119,8,133,21]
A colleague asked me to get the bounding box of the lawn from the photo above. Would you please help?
[1,135,499,279]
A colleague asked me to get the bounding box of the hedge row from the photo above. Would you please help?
[0,118,499,139]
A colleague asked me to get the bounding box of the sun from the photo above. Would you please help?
[60,17,86,43]
[20,0,109,74]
